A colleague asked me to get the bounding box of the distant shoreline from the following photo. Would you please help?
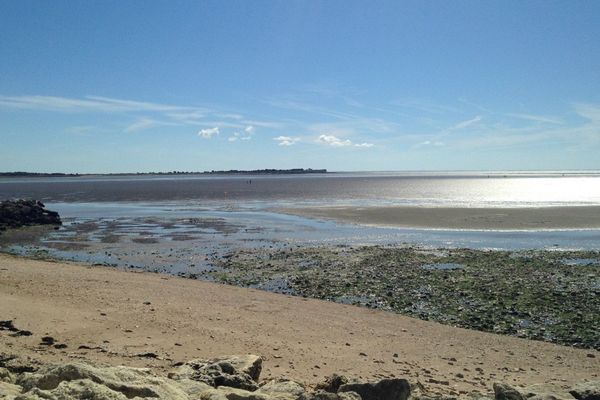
[0,168,328,178]
[278,205,600,230]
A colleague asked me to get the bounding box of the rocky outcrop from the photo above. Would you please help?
[492,382,600,400]
[0,354,598,400]
[168,355,263,391]
[0,200,61,231]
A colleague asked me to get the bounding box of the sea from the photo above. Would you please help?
[1,171,600,274]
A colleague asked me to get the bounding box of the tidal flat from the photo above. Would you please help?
[209,245,600,350]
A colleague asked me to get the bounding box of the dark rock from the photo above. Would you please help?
[0,199,61,231]
[570,381,600,400]
[40,336,55,346]
[1,320,32,337]
[0,321,18,332]
[339,378,411,400]
[136,352,159,358]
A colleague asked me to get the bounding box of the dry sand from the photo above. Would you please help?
[0,253,598,394]
[279,206,600,230]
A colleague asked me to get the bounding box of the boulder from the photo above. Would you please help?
[315,375,349,393]
[569,381,600,400]
[168,355,262,391]
[339,379,411,400]
[493,383,525,400]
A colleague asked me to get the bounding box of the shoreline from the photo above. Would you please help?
[1,253,598,395]
[277,205,600,231]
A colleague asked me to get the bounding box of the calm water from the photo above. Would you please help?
[2,171,600,207]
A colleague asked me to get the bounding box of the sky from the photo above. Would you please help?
[1,0,600,173]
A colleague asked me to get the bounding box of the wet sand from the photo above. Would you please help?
[279,206,600,230]
[0,253,597,394]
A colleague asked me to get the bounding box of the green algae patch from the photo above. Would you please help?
[211,246,600,350]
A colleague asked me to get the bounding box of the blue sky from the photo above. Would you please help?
[1,0,599,172]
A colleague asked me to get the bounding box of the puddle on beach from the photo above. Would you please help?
[421,263,465,270]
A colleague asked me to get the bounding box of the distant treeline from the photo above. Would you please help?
[0,168,327,177]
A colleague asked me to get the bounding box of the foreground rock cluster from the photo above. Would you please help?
[0,200,61,232]
[0,354,598,400]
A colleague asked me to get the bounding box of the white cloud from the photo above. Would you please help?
[274,136,300,146]
[317,134,352,147]
[244,125,255,134]
[316,134,374,148]
[198,127,219,138]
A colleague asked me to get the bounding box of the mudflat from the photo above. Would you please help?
[278,206,600,230]
[0,253,597,394]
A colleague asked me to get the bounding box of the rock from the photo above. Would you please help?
[201,386,270,400]
[40,337,55,346]
[15,362,210,399]
[0,367,14,383]
[339,379,411,400]
[309,390,362,400]
[315,375,349,393]
[168,355,262,391]
[256,379,307,400]
[493,383,525,400]
[522,384,573,400]
[569,381,600,400]
[0,199,61,231]
[0,381,22,398]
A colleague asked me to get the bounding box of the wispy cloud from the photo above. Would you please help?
[0,95,197,113]
[448,115,482,132]
[574,103,600,122]
[228,125,255,142]
[198,127,219,138]
[506,113,563,125]
[274,136,300,146]
[0,94,265,137]
[124,118,177,133]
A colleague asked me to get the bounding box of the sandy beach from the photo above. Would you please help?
[278,206,600,230]
[1,253,597,395]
